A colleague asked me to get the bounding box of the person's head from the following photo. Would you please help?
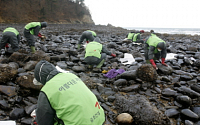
[157,42,166,51]
[150,30,154,33]
[40,22,48,29]
[34,60,56,85]
[93,37,101,43]
[140,30,144,33]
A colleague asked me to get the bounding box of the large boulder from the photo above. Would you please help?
[16,74,43,90]
[0,64,18,83]
[136,64,158,82]
[115,95,170,125]
[30,50,50,62]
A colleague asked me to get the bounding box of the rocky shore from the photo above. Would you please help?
[0,24,200,125]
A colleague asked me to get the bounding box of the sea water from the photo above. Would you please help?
[124,27,200,36]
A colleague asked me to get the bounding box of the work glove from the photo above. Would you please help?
[37,33,42,38]
[111,53,116,57]
[77,44,81,50]
[161,58,168,66]
[40,35,46,41]
[150,59,158,70]
[5,43,9,48]
[30,46,36,54]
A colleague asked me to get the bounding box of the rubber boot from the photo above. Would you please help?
[96,59,104,68]
[88,65,93,69]
[30,46,36,53]
[146,60,150,64]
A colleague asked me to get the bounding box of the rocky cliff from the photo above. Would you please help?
[0,0,94,24]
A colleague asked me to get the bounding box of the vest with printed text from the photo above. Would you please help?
[41,73,105,125]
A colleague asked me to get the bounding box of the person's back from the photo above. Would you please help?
[42,72,105,125]
[34,60,105,125]
[0,27,20,52]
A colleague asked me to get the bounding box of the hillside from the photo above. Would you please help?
[0,0,94,24]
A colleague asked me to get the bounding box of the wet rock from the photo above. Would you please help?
[190,84,200,93]
[193,59,200,67]
[0,100,10,109]
[118,70,137,80]
[21,118,33,125]
[101,103,111,112]
[136,64,158,82]
[107,96,115,102]
[9,108,25,120]
[176,86,200,98]
[113,79,127,86]
[56,61,67,69]
[72,66,86,72]
[180,74,193,81]
[0,85,17,97]
[191,107,200,118]
[16,75,43,90]
[9,52,27,63]
[181,109,199,120]
[121,84,141,92]
[162,88,177,97]
[165,108,179,118]
[185,120,194,125]
[157,63,173,75]
[30,50,50,62]
[176,95,192,108]
[23,61,37,71]
[0,64,18,83]
[25,104,37,115]
[115,113,133,125]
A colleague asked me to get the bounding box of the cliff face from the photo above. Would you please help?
[0,0,94,24]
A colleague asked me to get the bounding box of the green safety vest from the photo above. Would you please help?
[3,27,19,36]
[127,32,135,40]
[87,30,96,37]
[41,73,105,125]
[146,34,165,53]
[25,22,41,35]
[85,41,102,58]
[133,33,140,42]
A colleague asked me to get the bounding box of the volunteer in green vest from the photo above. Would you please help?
[144,30,168,69]
[34,60,105,125]
[24,22,47,53]
[84,37,116,68]
[126,30,144,43]
[0,27,20,53]
[77,30,96,50]
[126,31,135,41]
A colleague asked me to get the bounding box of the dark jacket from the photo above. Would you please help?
[144,33,167,60]
[0,28,20,52]
[34,60,61,125]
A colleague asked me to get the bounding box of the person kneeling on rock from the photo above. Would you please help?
[24,22,47,53]
[33,60,105,125]
[77,30,96,50]
[126,30,145,43]
[144,30,168,70]
[84,37,116,69]
[0,27,21,54]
